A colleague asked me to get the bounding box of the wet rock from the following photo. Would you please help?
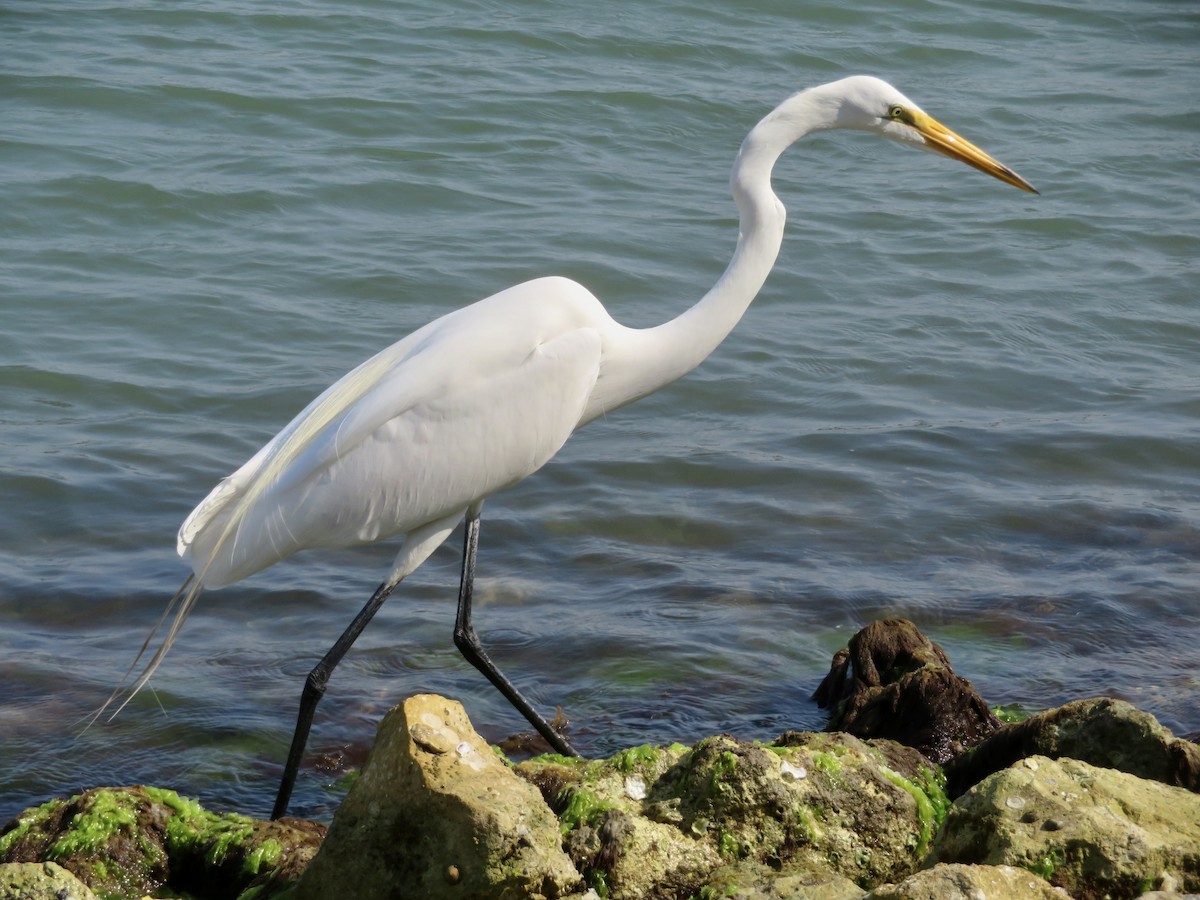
[928,755,1200,898]
[0,785,322,899]
[517,730,949,898]
[864,862,1069,898]
[815,619,1000,763]
[497,706,573,757]
[944,696,1200,797]
[296,693,581,900]
[701,861,863,898]
[13,686,1199,900]
[0,861,97,899]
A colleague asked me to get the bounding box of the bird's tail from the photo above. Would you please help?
[89,319,412,729]
[85,572,206,728]
[88,375,336,727]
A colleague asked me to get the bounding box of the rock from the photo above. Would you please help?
[517,730,950,898]
[815,619,1000,763]
[296,693,581,900]
[929,755,1200,898]
[1134,868,1192,898]
[0,861,97,899]
[944,697,1200,797]
[865,862,1069,898]
[702,861,864,898]
[0,785,321,899]
[12,688,1197,900]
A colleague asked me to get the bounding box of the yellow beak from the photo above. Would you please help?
[910,109,1038,194]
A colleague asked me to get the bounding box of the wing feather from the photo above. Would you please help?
[179,277,607,587]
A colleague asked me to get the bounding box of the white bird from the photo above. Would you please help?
[110,75,1035,819]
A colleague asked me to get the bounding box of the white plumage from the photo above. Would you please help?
[103,76,1034,818]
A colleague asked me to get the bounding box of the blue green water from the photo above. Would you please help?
[2,0,1197,821]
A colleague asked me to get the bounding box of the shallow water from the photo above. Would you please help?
[1,0,1197,822]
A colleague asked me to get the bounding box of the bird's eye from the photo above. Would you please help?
[888,105,906,121]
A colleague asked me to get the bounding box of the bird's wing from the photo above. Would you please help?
[174,334,427,563]
[180,293,605,587]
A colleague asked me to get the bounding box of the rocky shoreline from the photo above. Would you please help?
[2,620,1198,899]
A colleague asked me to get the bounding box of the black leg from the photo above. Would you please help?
[452,510,579,757]
[272,579,397,820]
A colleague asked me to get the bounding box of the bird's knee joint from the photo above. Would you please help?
[303,670,330,698]
[453,626,481,655]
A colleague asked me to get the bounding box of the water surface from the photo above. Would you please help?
[2,0,1197,821]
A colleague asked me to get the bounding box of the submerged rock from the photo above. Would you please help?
[296,693,581,900]
[943,696,1200,797]
[0,785,322,899]
[814,619,999,763]
[929,755,1200,898]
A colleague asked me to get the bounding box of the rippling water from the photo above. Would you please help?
[2,0,1197,822]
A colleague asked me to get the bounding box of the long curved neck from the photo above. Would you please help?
[587,88,832,420]
[643,129,789,378]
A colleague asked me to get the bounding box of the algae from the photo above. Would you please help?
[47,792,138,859]
[717,830,742,859]
[992,703,1035,724]
[811,751,844,782]
[1025,845,1067,880]
[708,750,740,797]
[877,766,938,857]
[611,744,662,773]
[587,868,611,898]
[559,787,616,832]
[531,751,590,768]
[144,787,267,875]
[0,797,63,858]
[1,787,321,900]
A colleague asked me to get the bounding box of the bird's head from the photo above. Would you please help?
[828,75,1038,193]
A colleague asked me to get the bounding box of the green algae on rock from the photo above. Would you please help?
[8,671,1200,900]
[0,786,323,899]
[516,730,949,898]
[929,755,1200,897]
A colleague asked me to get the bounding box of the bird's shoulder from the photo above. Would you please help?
[423,275,611,349]
[265,278,607,475]
[352,277,608,422]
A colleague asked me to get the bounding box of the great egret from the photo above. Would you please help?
[108,76,1035,820]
